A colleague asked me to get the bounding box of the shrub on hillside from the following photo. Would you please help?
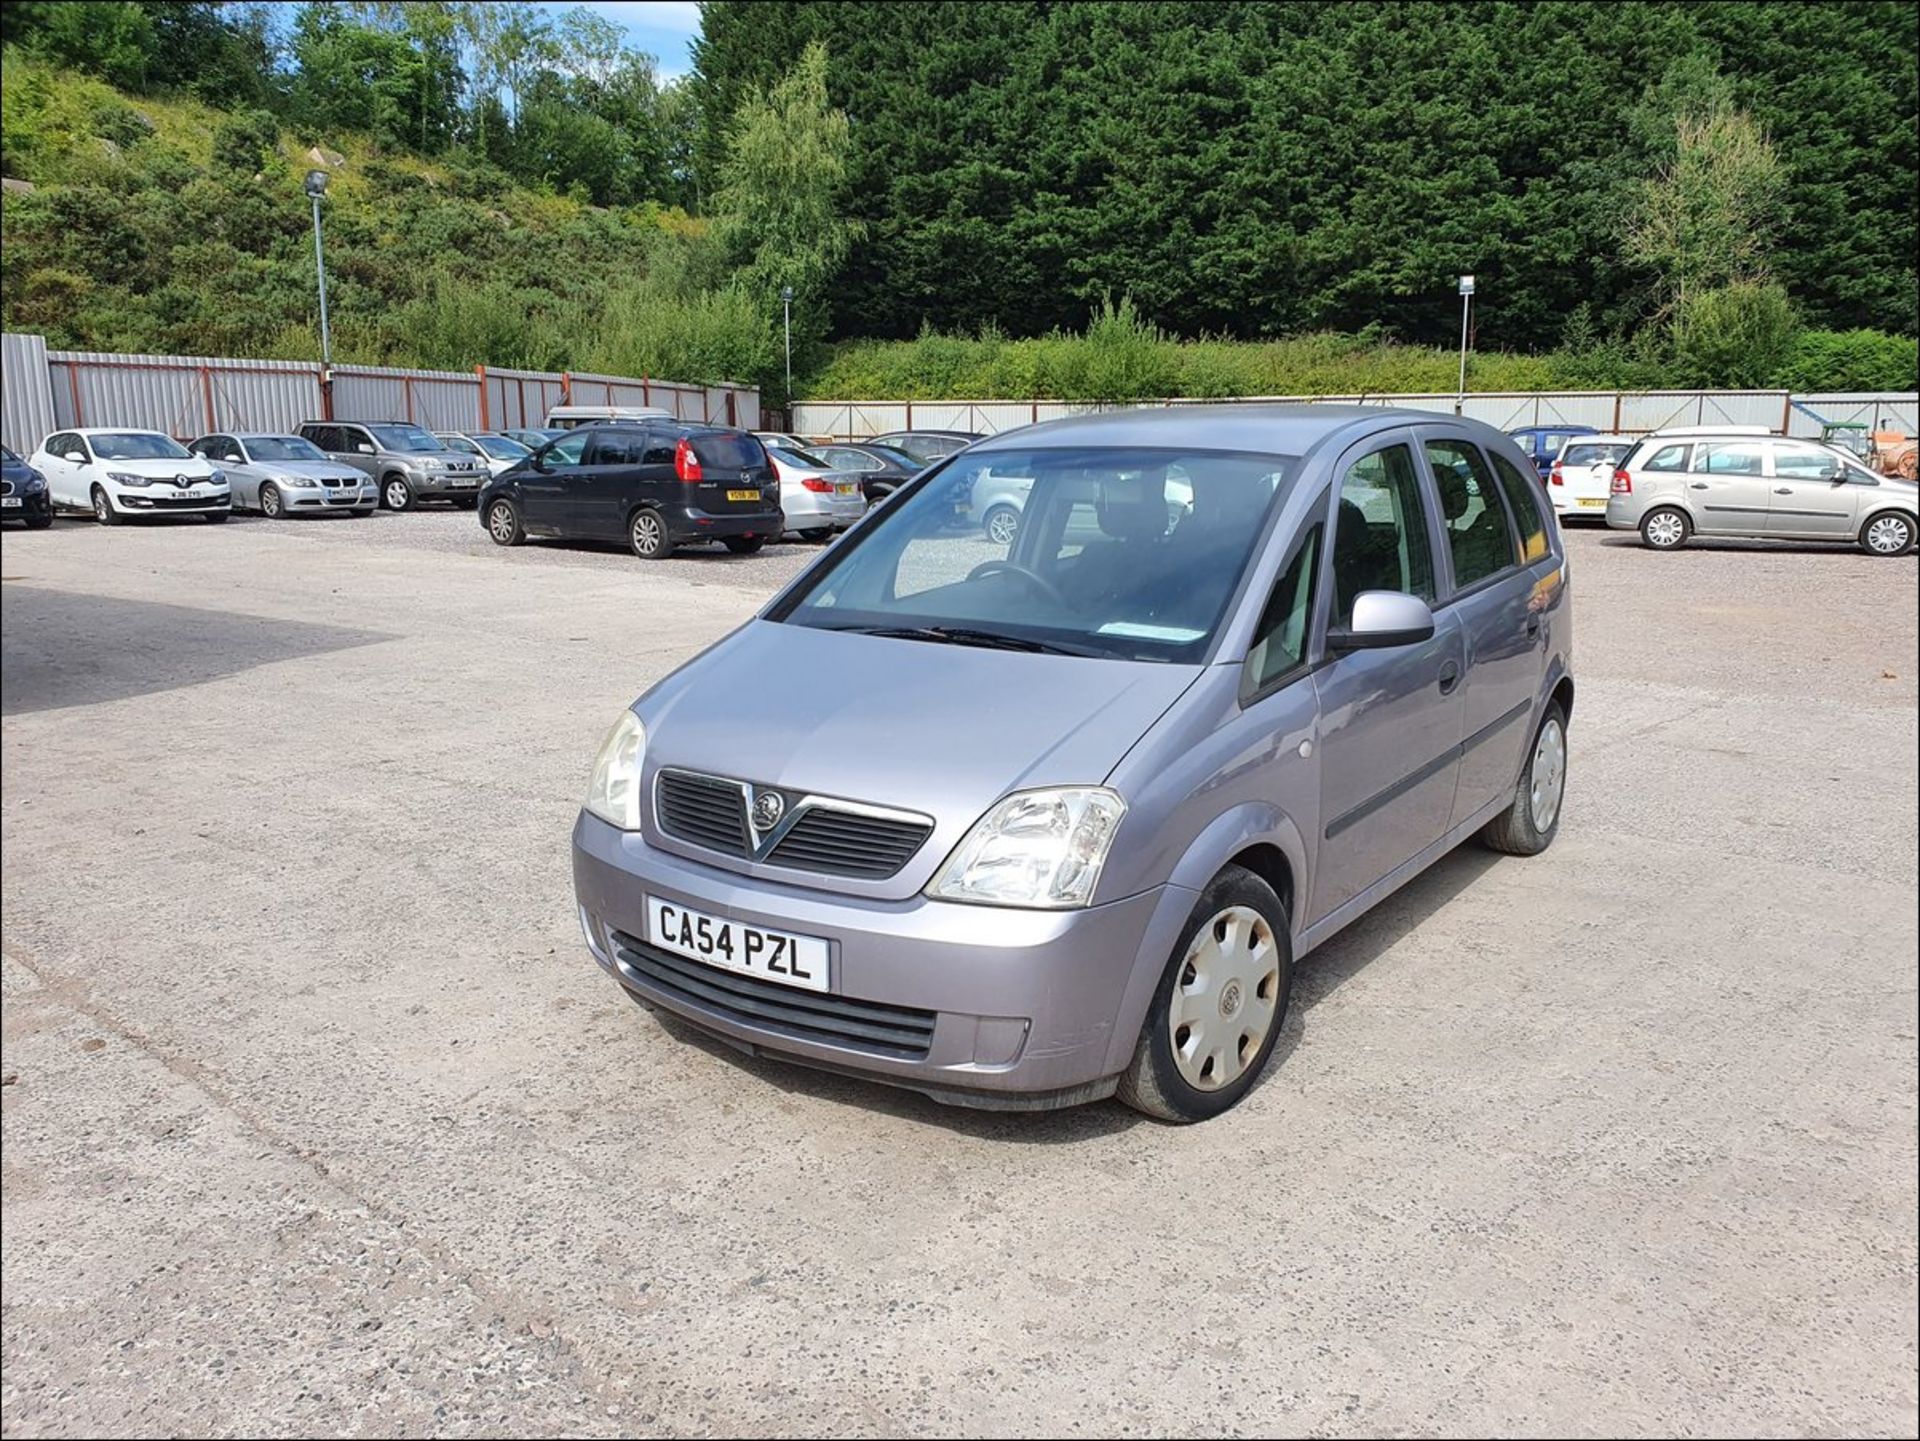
[1782,329,1918,391]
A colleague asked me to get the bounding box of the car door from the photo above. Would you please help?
[1421,434,1552,825]
[518,430,592,535]
[195,435,254,507]
[1308,437,1466,925]
[38,432,85,506]
[336,425,381,478]
[1766,441,1860,538]
[577,427,656,538]
[1686,439,1772,536]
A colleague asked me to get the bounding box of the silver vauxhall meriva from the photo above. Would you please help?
[573,407,1574,1122]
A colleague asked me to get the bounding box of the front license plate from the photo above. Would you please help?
[1,497,21,508]
[647,896,830,993]
[726,489,759,502]
[1577,497,1607,508]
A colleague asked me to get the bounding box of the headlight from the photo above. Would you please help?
[108,471,152,487]
[584,711,647,831]
[284,473,319,487]
[928,787,1126,909]
[209,469,226,484]
[23,470,46,491]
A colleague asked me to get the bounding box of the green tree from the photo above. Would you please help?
[1670,280,1800,386]
[4,2,155,90]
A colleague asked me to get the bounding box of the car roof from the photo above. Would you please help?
[67,426,172,435]
[966,403,1514,457]
[1511,423,1596,433]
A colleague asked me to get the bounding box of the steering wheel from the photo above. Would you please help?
[966,559,1069,609]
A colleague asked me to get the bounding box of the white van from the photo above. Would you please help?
[545,405,674,429]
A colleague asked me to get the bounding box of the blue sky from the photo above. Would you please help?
[540,1,705,80]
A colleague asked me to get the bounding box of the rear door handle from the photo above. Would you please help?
[1774,487,1793,495]
[1689,482,1710,490]
[1438,661,1461,696]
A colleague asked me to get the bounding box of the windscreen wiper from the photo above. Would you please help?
[838,624,1099,657]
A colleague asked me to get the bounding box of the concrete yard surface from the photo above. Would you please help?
[2,511,1916,1437]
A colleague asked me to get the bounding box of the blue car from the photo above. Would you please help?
[2,444,54,529]
[1508,425,1598,482]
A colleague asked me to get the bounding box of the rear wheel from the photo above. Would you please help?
[1860,511,1915,557]
[91,486,121,525]
[1481,702,1568,856]
[381,475,414,512]
[984,504,1020,547]
[1639,506,1689,551]
[629,508,673,560]
[259,483,284,519]
[723,535,764,555]
[1117,866,1293,1124]
[799,526,832,543]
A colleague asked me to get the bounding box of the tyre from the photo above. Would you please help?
[1480,701,1568,857]
[723,535,764,555]
[259,482,284,519]
[91,486,121,526]
[984,504,1020,547]
[1117,865,1294,1124]
[24,513,53,530]
[352,508,374,518]
[1638,506,1690,551]
[202,511,228,524]
[1859,511,1915,557]
[381,475,414,512]
[456,494,480,510]
[629,507,673,560]
[799,527,832,543]
[485,497,524,547]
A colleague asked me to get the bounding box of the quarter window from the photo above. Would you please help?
[1641,443,1691,472]
[641,431,676,465]
[1245,521,1323,693]
[1331,444,1436,627]
[1489,451,1551,563]
[1425,439,1518,589]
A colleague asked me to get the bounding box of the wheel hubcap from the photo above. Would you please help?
[1168,906,1279,1092]
[94,494,107,519]
[386,482,406,508]
[263,489,278,515]
[988,513,1017,545]
[1648,514,1683,546]
[635,515,660,550]
[1529,718,1567,833]
[490,505,513,542]
[1867,517,1909,554]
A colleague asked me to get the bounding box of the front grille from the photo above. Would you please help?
[148,493,224,509]
[611,931,935,1059]
[654,770,933,879]
[767,809,932,879]
[0,480,12,496]
[657,770,750,854]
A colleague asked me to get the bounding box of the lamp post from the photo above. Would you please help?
[305,169,334,401]
[780,285,794,407]
[1455,273,1475,416]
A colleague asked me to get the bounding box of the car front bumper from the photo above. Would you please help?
[572,810,1196,1109]
[1,489,52,520]
[410,471,487,497]
[111,488,230,514]
[280,483,377,511]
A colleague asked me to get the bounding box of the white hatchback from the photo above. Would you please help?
[31,428,230,524]
[1546,435,1633,519]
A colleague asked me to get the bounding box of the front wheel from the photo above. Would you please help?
[24,513,53,530]
[1480,702,1568,856]
[799,527,832,544]
[259,483,284,519]
[1117,865,1294,1124]
[1639,506,1690,551]
[1860,511,1915,557]
[381,476,414,512]
[91,486,121,525]
[629,508,673,560]
[485,498,524,547]
[723,535,764,555]
[202,511,228,524]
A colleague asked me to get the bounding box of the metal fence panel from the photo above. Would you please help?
[2,333,56,452]
[1786,393,1919,437]
[479,367,568,431]
[326,365,483,430]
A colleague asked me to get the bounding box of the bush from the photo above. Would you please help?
[582,278,778,388]
[1669,281,1800,387]
[1782,328,1919,391]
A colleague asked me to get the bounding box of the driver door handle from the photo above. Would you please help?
[1689,482,1710,490]
[1437,661,1461,696]
[1774,487,1794,495]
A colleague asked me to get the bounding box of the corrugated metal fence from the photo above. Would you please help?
[792,389,1918,441]
[0,334,760,452]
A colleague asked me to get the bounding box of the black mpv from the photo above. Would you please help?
[480,422,782,560]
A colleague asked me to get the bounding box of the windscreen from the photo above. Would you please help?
[1561,442,1627,466]
[2,446,18,463]
[774,445,1297,663]
[771,445,831,470]
[369,424,442,453]
[91,432,191,460]
[246,436,327,462]
[691,431,767,468]
[477,434,532,459]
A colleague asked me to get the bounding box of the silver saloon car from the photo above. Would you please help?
[189,432,377,517]
[574,407,1574,1122]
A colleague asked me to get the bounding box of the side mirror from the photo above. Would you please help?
[1822,464,1846,482]
[64,451,88,464]
[225,454,244,465]
[1328,591,1437,652]
[356,443,375,455]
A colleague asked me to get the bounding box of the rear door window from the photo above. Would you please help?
[585,430,646,466]
[1695,441,1766,475]
[1424,439,1519,589]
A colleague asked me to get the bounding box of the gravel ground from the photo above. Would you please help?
[1,508,1915,1437]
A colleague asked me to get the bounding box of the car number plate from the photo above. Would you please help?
[1577,497,1607,508]
[836,483,857,495]
[1,497,21,508]
[647,896,829,993]
[726,489,759,502]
